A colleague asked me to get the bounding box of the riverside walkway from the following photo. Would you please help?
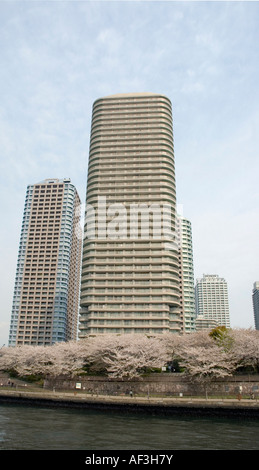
[1,387,259,417]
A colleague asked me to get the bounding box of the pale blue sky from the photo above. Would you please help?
[1,0,259,345]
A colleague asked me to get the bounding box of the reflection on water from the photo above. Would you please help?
[0,404,259,450]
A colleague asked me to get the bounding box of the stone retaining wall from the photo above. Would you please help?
[44,373,259,398]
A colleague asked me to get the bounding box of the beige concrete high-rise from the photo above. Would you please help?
[79,93,182,336]
[9,178,82,346]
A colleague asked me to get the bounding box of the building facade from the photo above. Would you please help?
[195,316,219,331]
[252,282,259,330]
[79,93,182,336]
[177,215,196,333]
[195,274,230,328]
[9,178,82,346]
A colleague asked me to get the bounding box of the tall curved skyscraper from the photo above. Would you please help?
[79,93,182,336]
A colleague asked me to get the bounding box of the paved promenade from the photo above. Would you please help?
[1,388,259,416]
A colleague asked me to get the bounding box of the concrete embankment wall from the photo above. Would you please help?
[2,373,259,418]
[1,389,259,418]
[44,373,259,398]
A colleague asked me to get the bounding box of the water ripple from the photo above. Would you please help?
[0,404,258,450]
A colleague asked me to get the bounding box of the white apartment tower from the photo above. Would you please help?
[79,93,182,336]
[9,178,82,346]
[252,282,259,331]
[177,215,196,332]
[195,274,230,328]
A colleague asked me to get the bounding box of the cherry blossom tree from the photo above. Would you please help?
[228,328,259,372]
[160,329,236,398]
[77,334,169,379]
[102,334,168,379]
[0,344,54,378]
[1,328,259,383]
[174,336,236,398]
[0,335,169,380]
[0,344,23,375]
[178,343,235,380]
[42,341,85,377]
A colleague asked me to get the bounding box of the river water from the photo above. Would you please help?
[1,403,259,451]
